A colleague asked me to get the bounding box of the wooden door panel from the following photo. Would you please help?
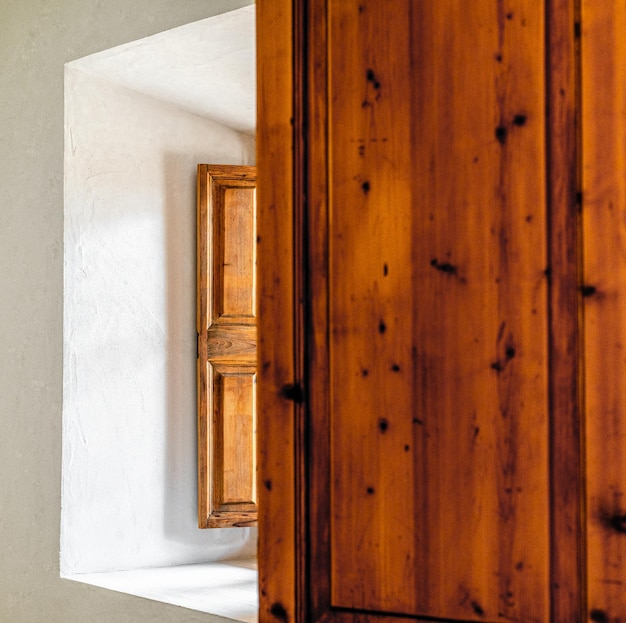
[197,164,257,529]
[216,186,257,320]
[211,364,257,509]
[257,1,583,621]
[324,1,549,620]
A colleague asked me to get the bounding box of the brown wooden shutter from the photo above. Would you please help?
[197,164,257,529]
[257,1,583,622]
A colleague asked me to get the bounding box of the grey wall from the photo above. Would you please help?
[0,1,254,621]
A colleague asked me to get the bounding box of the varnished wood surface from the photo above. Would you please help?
[257,1,590,621]
[207,326,256,358]
[327,0,418,614]
[256,1,299,621]
[323,1,549,620]
[546,1,585,621]
[582,4,626,620]
[306,0,332,620]
[216,184,257,320]
[208,363,257,527]
[197,164,258,529]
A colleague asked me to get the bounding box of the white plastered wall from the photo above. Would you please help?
[62,64,256,574]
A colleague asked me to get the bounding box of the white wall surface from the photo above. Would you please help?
[0,1,254,621]
[62,66,255,575]
[70,8,256,135]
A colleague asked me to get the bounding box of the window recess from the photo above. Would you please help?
[197,164,257,529]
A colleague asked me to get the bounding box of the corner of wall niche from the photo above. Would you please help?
[63,560,258,622]
[61,9,257,619]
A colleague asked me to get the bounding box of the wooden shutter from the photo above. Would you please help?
[257,1,582,622]
[197,164,257,529]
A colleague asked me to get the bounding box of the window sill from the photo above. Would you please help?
[63,559,258,622]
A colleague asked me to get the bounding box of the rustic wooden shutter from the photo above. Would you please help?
[197,164,257,528]
[257,1,583,622]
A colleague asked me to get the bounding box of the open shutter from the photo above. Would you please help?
[197,164,257,528]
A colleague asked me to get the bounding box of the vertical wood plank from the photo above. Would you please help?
[306,0,331,618]
[582,4,626,621]
[256,1,298,621]
[326,1,550,620]
[546,1,585,620]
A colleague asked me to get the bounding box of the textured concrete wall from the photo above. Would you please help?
[0,1,253,621]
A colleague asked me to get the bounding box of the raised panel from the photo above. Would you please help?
[214,185,256,321]
[257,1,583,621]
[256,0,301,619]
[209,364,257,525]
[324,1,550,620]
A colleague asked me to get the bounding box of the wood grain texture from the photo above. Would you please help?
[207,326,257,359]
[258,1,588,621]
[197,164,258,529]
[582,4,626,621]
[546,1,585,621]
[209,363,257,523]
[306,0,331,620]
[325,1,550,620]
[256,1,299,622]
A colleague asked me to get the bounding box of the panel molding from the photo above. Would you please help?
[546,1,586,621]
[256,0,584,621]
